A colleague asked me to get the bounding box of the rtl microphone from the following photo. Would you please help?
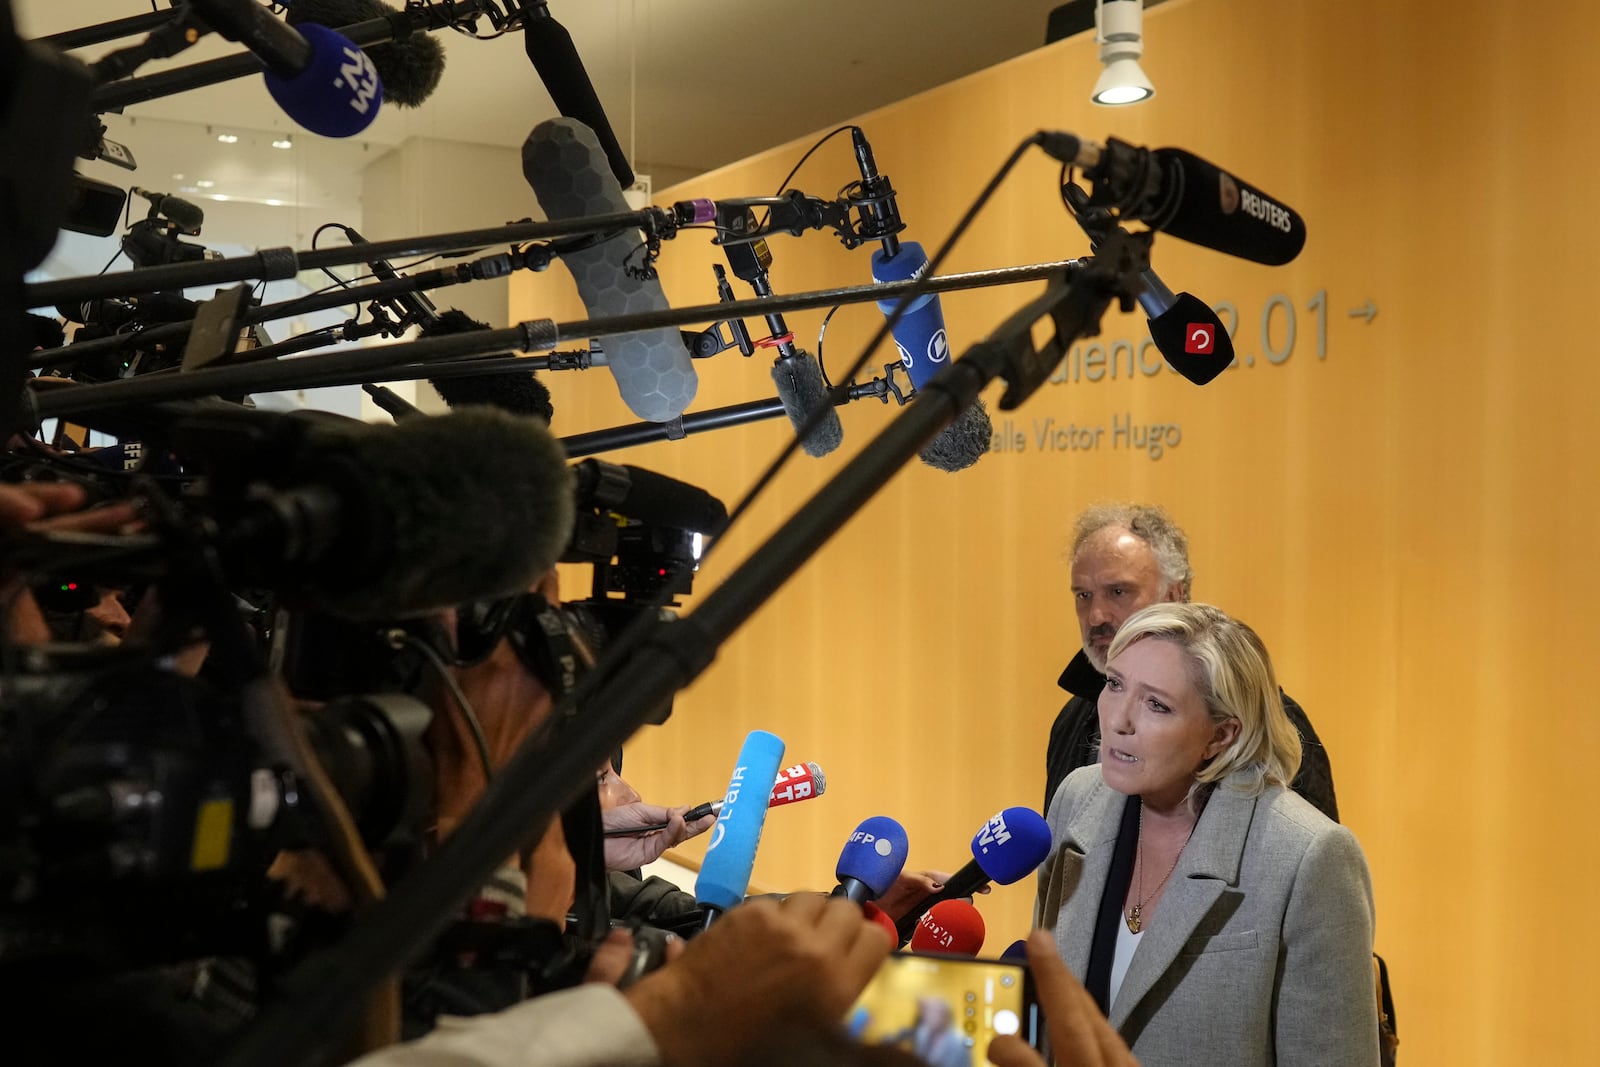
[522,117,698,423]
[681,760,828,821]
[694,730,786,925]
[831,816,910,904]
[910,899,986,957]
[893,807,1053,944]
[190,0,383,137]
[1041,133,1306,266]
[1063,182,1232,386]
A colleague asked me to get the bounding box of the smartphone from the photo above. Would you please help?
[847,952,1044,1064]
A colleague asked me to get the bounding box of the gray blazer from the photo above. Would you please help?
[1039,767,1379,1067]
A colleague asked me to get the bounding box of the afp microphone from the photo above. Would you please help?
[189,0,383,136]
[522,118,698,423]
[1041,133,1306,266]
[694,730,786,925]
[893,807,1052,944]
[831,816,910,904]
[910,899,986,957]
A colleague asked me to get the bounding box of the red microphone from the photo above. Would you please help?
[684,761,827,820]
[606,762,827,836]
[910,899,986,956]
[862,902,900,942]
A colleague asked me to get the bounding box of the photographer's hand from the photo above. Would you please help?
[624,893,891,1067]
[987,929,1140,1067]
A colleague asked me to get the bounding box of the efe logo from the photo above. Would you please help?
[1184,325,1215,355]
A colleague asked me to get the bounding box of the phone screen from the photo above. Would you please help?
[847,952,1041,1065]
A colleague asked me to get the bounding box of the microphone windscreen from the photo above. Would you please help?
[1154,147,1307,266]
[861,902,899,943]
[910,899,987,956]
[422,310,556,422]
[522,118,697,423]
[969,807,1053,885]
[835,816,910,900]
[304,407,573,618]
[263,22,382,137]
[770,349,843,457]
[768,761,825,807]
[1145,291,1233,386]
[918,398,992,472]
[695,730,786,914]
[998,938,1029,963]
[286,0,445,108]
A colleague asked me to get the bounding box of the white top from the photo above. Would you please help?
[1109,914,1142,1012]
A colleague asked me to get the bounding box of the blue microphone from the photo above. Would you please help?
[870,240,948,393]
[831,816,910,904]
[870,240,991,472]
[893,807,1054,943]
[694,730,786,925]
[263,21,383,137]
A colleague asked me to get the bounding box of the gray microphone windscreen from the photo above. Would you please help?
[522,118,697,423]
[919,398,992,472]
[771,348,843,457]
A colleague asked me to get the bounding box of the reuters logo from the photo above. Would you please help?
[1218,172,1240,216]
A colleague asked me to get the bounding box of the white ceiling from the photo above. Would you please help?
[19,1,1080,194]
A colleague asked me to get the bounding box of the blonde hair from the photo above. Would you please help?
[1107,603,1301,798]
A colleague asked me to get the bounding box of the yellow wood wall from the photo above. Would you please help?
[512,1,1600,1061]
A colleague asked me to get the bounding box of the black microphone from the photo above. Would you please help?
[169,406,575,619]
[284,0,446,108]
[337,227,555,420]
[1063,182,1232,385]
[721,221,843,457]
[1041,133,1306,266]
[570,458,728,535]
[522,117,698,423]
[521,1,633,188]
[131,187,205,233]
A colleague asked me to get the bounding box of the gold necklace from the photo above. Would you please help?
[1126,806,1192,934]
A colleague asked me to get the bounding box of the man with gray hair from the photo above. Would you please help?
[1043,503,1339,819]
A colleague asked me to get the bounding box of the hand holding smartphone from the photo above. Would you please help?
[847,952,1044,1065]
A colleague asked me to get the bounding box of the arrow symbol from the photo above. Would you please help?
[1347,301,1378,323]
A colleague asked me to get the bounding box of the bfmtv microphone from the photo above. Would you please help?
[910,899,986,957]
[522,118,698,423]
[694,730,785,926]
[870,240,992,472]
[893,807,1053,944]
[831,816,910,904]
[189,0,382,136]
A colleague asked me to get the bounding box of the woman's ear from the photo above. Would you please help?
[1205,717,1241,760]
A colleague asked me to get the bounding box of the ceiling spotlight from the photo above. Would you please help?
[216,132,239,143]
[1092,0,1155,106]
[195,179,215,188]
[271,136,293,149]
